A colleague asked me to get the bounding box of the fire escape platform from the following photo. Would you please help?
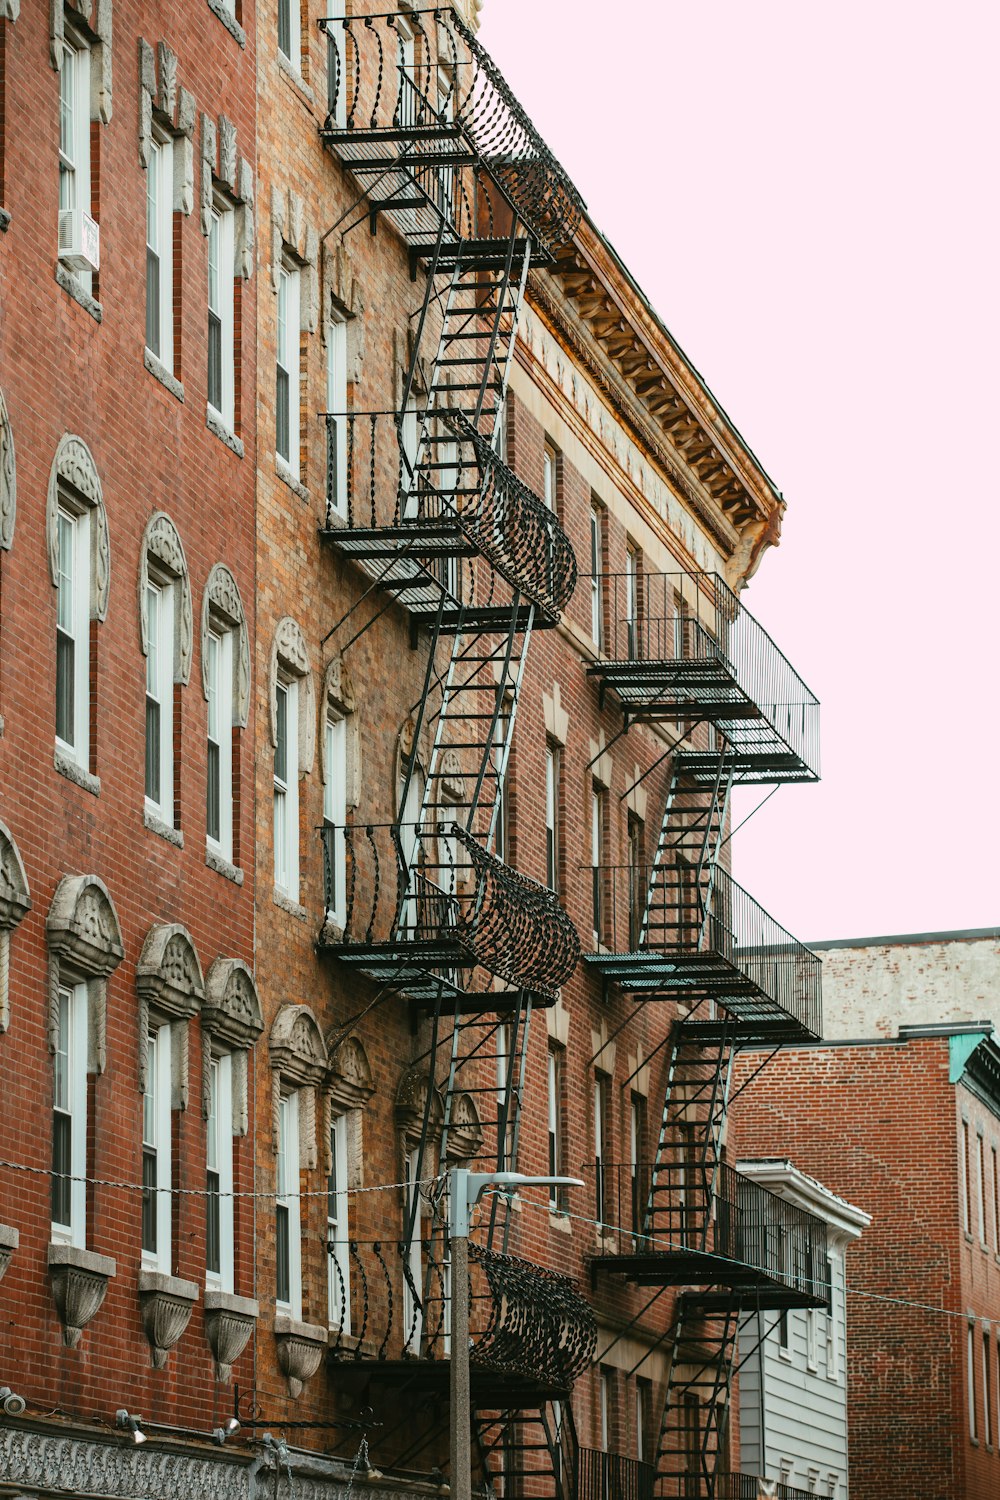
[589,1249,827,1309]
[317,940,539,1015]
[326,1353,574,1407]
[588,657,763,721]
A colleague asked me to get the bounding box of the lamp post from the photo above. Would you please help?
[448,1168,584,1500]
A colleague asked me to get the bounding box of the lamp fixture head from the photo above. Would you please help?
[115,1409,146,1445]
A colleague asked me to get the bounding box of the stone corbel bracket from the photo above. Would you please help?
[0,1223,19,1282]
[47,1243,116,1348]
[273,1315,326,1398]
[138,1270,199,1369]
[204,1289,258,1383]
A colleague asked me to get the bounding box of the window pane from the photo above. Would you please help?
[145,697,161,802]
[275,684,288,784]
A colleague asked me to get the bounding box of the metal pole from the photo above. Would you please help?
[449,1229,472,1500]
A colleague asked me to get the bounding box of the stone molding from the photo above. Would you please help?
[50,1,112,124]
[138,1270,199,1369]
[137,38,196,217]
[0,1426,256,1500]
[46,434,111,621]
[269,1005,327,1168]
[47,1242,116,1347]
[443,1090,483,1162]
[136,924,204,1105]
[326,1034,374,1113]
[394,1065,443,1149]
[0,1222,18,1282]
[138,512,193,683]
[46,874,124,1074]
[199,113,255,280]
[269,617,315,774]
[0,818,30,1033]
[201,563,250,727]
[0,3,20,22]
[201,957,262,1133]
[0,386,14,551]
[204,1289,258,1382]
[273,1315,327,1399]
[270,185,319,332]
[321,657,360,809]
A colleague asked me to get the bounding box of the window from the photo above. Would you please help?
[326,314,348,518]
[993,1146,999,1250]
[542,441,557,511]
[146,137,174,366]
[403,1145,424,1347]
[206,626,234,860]
[962,1120,972,1233]
[977,1134,986,1243]
[206,1053,235,1291]
[591,781,605,944]
[277,0,301,67]
[778,1233,791,1353]
[544,743,559,891]
[969,1323,978,1440]
[144,579,175,820]
[274,678,300,897]
[275,1092,302,1316]
[547,1045,564,1209]
[276,263,301,474]
[324,713,348,925]
[51,983,87,1246]
[326,0,348,128]
[594,1073,609,1225]
[630,1093,646,1234]
[58,40,93,291]
[493,705,511,865]
[983,1329,993,1448]
[625,542,640,659]
[627,812,644,949]
[806,1307,818,1371]
[590,503,604,648]
[395,12,417,130]
[636,1377,652,1464]
[55,505,90,762]
[141,1026,172,1271]
[328,1113,351,1330]
[826,1255,840,1381]
[207,206,235,428]
[598,1368,613,1451]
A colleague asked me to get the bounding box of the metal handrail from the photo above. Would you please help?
[575,1447,656,1500]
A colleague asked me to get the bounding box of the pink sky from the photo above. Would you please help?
[479,0,1000,943]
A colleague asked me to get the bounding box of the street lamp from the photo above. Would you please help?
[448,1168,584,1500]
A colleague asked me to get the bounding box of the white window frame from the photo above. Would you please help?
[401,397,421,520]
[493,706,511,865]
[326,314,349,518]
[146,135,174,368]
[806,1306,818,1371]
[826,1254,840,1381]
[403,1145,424,1348]
[545,744,558,891]
[141,1025,173,1272]
[625,543,639,659]
[276,1091,302,1318]
[328,1112,351,1331]
[547,1046,563,1208]
[969,1322,978,1440]
[594,1073,608,1224]
[542,441,557,511]
[58,39,93,292]
[324,712,348,926]
[591,782,604,944]
[207,205,235,429]
[206,625,234,861]
[51,982,88,1248]
[599,1367,611,1452]
[55,504,91,764]
[326,0,348,129]
[590,503,603,648]
[206,1051,235,1293]
[144,576,175,822]
[277,0,302,69]
[274,677,300,898]
[276,262,301,475]
[983,1328,992,1448]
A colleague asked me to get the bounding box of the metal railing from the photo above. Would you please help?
[594,571,819,777]
[588,1161,830,1305]
[725,1476,818,1500]
[588,860,821,1036]
[327,1237,596,1393]
[320,821,580,1000]
[319,8,583,254]
[322,410,577,618]
[575,1447,656,1500]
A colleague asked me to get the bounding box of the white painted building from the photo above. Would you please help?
[736,1160,869,1499]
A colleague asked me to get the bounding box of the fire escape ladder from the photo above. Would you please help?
[473,1401,575,1500]
[640,749,735,961]
[653,1295,741,1500]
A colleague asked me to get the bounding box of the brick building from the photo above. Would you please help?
[731,1022,1000,1500]
[0,4,822,1500]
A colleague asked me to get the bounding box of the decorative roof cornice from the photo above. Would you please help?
[961,1036,1000,1117]
[530,216,786,580]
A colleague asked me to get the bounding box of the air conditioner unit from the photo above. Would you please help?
[58,208,101,275]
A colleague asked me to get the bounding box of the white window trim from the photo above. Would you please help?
[590,505,603,647]
[141,1024,173,1273]
[806,1306,818,1371]
[146,135,174,369]
[276,1091,303,1319]
[55,503,91,765]
[326,315,349,517]
[274,677,300,898]
[58,40,93,293]
[545,744,558,891]
[542,442,557,511]
[326,0,348,129]
[547,1046,562,1207]
[968,1322,978,1440]
[591,783,603,944]
[327,1112,351,1331]
[276,262,301,475]
[206,1051,235,1294]
[51,982,88,1248]
[206,625,234,861]
[144,576,175,823]
[208,205,236,429]
[826,1257,840,1381]
[324,712,348,926]
[278,0,302,68]
[403,1145,423,1347]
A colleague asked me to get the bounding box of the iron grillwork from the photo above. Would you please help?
[589,572,819,783]
[589,1161,830,1309]
[725,1478,818,1500]
[319,820,580,1004]
[576,1447,657,1500]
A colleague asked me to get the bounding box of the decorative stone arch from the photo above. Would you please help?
[321,656,361,810]
[395,715,430,817]
[439,747,465,807]
[201,563,251,728]
[0,818,31,1033]
[0,387,15,553]
[394,1065,443,1151]
[269,617,315,776]
[443,1091,484,1163]
[324,1032,375,1186]
[135,923,204,1108]
[49,1,113,125]
[45,874,124,1075]
[201,957,263,1135]
[269,1004,328,1168]
[138,512,194,684]
[46,435,111,622]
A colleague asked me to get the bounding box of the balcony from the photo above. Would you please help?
[319,7,583,260]
[590,1161,830,1311]
[725,1477,818,1500]
[585,862,821,1042]
[320,409,577,629]
[575,1447,656,1500]
[318,821,580,1008]
[588,572,819,784]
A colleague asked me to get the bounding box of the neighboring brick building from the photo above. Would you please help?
[0,0,262,1491]
[731,1022,1000,1500]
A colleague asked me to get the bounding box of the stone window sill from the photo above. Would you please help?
[144,348,185,402]
[206,0,245,47]
[276,456,310,503]
[55,262,102,322]
[277,51,315,105]
[55,747,101,797]
[549,1209,573,1234]
[273,888,308,922]
[207,406,245,458]
[144,806,184,848]
[207,844,244,886]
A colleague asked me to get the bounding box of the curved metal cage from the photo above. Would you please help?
[470,1244,597,1391]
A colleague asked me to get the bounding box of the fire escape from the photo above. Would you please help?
[316,9,589,1493]
[585,570,825,1499]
